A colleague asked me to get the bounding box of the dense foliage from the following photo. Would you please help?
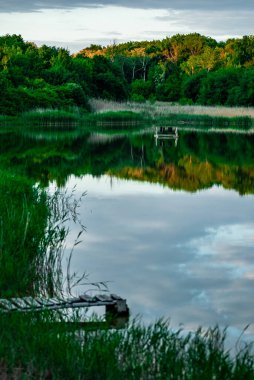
[0,33,254,115]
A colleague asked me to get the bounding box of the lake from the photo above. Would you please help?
[1,126,254,341]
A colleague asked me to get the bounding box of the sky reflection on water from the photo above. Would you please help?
[62,174,254,339]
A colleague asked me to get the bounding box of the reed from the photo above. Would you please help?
[0,170,86,298]
[157,113,252,129]
[0,315,254,380]
[89,98,254,120]
[21,109,84,127]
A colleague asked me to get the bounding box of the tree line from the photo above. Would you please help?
[0,33,254,115]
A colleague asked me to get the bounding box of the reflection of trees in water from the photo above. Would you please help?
[1,129,254,194]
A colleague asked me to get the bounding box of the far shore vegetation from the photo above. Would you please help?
[0,33,254,129]
[0,101,254,131]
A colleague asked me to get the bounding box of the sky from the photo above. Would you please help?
[0,0,253,53]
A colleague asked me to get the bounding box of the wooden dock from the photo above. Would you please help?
[0,293,129,317]
[154,126,178,146]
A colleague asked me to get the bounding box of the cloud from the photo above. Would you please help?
[0,0,253,13]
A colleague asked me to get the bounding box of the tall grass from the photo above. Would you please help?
[9,100,254,131]
[21,108,147,130]
[84,110,148,130]
[90,98,254,120]
[0,171,86,298]
[157,113,252,129]
[22,109,83,127]
[0,114,20,128]
[0,171,48,297]
[0,316,254,379]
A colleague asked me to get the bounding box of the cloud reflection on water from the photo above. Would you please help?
[63,174,254,338]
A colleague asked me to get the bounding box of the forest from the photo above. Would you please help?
[0,33,254,115]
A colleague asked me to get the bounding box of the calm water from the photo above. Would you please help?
[64,175,254,338]
[2,126,254,340]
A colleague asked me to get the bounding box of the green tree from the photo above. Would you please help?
[181,71,208,103]
[131,79,153,100]
[198,68,240,105]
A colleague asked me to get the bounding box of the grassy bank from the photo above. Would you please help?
[0,171,48,297]
[21,109,85,128]
[85,110,146,127]
[1,314,254,380]
[0,171,86,298]
[90,99,254,129]
[90,99,254,118]
[2,100,254,130]
[157,113,252,129]
[0,108,147,129]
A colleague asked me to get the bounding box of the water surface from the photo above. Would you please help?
[65,174,254,340]
[2,126,254,340]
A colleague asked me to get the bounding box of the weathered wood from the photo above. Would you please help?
[0,299,17,311]
[0,294,129,319]
[67,297,80,304]
[12,298,30,309]
[110,294,122,300]
[35,298,57,306]
[106,299,129,317]
[79,294,94,302]
[94,294,112,302]
[23,297,42,308]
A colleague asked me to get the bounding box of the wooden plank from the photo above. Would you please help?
[106,300,129,316]
[115,300,129,313]
[0,299,17,311]
[110,294,123,301]
[49,298,66,305]
[35,298,57,306]
[95,294,114,302]
[69,302,91,308]
[79,294,94,302]
[0,294,129,318]
[23,297,42,308]
[11,298,30,309]
[66,297,80,304]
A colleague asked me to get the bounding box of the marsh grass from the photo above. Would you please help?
[20,109,148,130]
[0,315,254,380]
[22,109,83,127]
[157,113,252,129]
[83,111,148,131]
[2,101,254,131]
[0,115,15,124]
[90,98,254,119]
[8,100,253,131]
[0,171,86,298]
[87,110,143,121]
[0,115,22,129]
[0,171,48,298]
[90,99,254,131]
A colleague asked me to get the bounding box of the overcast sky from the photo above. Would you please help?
[0,0,253,53]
